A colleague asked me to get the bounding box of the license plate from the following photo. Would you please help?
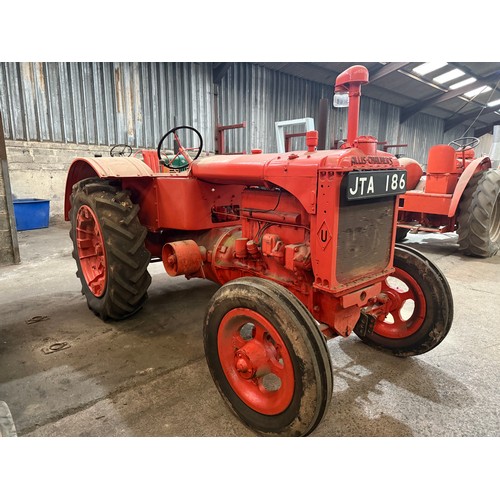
[347,170,407,200]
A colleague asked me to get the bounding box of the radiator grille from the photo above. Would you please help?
[336,195,395,284]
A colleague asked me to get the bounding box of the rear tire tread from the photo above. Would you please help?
[457,169,500,257]
[69,178,151,321]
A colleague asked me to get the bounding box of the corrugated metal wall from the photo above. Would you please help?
[0,61,476,165]
[0,62,215,150]
[218,63,333,153]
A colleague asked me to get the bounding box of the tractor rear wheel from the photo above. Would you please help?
[457,169,500,257]
[356,244,453,357]
[69,178,152,320]
[203,277,333,436]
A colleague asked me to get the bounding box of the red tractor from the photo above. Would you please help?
[64,65,453,436]
[396,137,500,257]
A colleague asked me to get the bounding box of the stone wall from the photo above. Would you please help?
[0,159,19,266]
[6,141,113,223]
[1,110,20,266]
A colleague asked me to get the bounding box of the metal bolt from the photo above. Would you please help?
[236,358,249,373]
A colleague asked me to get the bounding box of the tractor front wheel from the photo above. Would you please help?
[69,178,152,320]
[204,277,333,436]
[357,244,453,357]
[457,169,500,258]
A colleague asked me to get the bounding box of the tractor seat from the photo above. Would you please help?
[426,145,456,174]
[425,145,462,194]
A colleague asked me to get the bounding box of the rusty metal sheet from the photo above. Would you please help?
[70,156,155,178]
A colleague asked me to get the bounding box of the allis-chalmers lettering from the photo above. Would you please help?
[351,156,394,165]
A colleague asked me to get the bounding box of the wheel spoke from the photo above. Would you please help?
[392,311,409,333]
[178,147,192,164]
[168,152,182,167]
[76,204,108,298]
[76,226,96,235]
[252,324,268,343]
[80,251,100,259]
[76,237,93,248]
[268,356,285,376]
[398,289,413,302]
[231,332,246,350]
[88,270,105,285]
[375,262,427,339]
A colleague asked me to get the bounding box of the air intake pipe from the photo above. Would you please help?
[334,65,369,147]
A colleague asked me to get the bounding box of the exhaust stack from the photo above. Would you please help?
[334,65,369,147]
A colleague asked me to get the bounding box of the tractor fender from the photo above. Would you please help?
[447,156,492,217]
[64,156,154,220]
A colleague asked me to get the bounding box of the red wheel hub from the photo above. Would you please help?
[76,205,107,297]
[374,267,426,339]
[217,308,295,415]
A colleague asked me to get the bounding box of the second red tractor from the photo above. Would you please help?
[396,137,500,257]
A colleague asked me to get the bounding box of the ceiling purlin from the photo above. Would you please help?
[369,62,411,83]
[256,62,500,134]
[474,120,500,137]
[444,105,500,132]
[400,68,500,124]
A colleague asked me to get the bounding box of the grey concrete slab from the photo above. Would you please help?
[1,224,499,437]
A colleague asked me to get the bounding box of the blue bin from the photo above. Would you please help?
[13,198,50,231]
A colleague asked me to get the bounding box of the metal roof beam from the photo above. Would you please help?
[400,81,488,123]
[444,106,499,132]
[400,70,500,124]
[474,120,500,137]
[369,62,410,83]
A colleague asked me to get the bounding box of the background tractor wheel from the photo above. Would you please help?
[69,178,152,320]
[457,169,500,257]
[204,277,333,437]
[356,244,453,357]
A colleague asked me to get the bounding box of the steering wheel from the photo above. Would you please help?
[448,137,480,150]
[110,144,133,157]
[157,126,203,170]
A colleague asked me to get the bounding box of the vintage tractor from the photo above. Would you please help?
[396,137,500,257]
[64,65,454,436]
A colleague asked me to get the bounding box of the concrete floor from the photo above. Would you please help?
[0,223,499,437]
